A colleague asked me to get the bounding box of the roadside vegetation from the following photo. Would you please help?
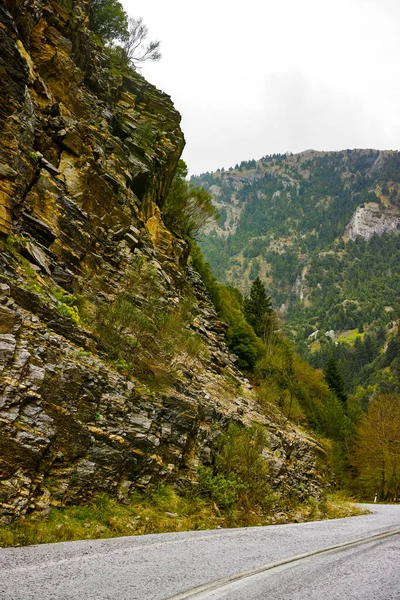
[190,246,400,502]
[0,488,365,549]
[0,417,366,552]
[5,154,394,533]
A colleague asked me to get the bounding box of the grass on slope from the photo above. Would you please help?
[0,488,367,548]
[337,329,365,345]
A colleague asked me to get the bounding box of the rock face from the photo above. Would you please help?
[0,0,325,523]
[347,203,400,241]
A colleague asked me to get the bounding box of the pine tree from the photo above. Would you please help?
[243,277,273,340]
[354,336,366,368]
[324,357,348,405]
[363,335,377,364]
[384,336,400,367]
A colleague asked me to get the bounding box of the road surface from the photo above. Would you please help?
[0,504,399,599]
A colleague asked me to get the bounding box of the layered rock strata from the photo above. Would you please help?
[0,0,324,523]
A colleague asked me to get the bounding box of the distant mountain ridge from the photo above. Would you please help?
[194,149,400,341]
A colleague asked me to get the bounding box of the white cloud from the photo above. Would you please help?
[122,0,400,174]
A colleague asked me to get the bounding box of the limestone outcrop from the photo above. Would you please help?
[346,203,400,241]
[0,0,325,523]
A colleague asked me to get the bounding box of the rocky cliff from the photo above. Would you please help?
[0,0,324,524]
[346,203,400,241]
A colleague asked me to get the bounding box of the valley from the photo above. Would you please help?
[196,150,400,396]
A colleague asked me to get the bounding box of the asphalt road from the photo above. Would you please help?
[0,504,399,600]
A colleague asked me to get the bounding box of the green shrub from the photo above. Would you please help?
[29,151,39,163]
[227,326,259,370]
[96,294,150,358]
[199,423,275,516]
[57,303,81,324]
[94,259,204,383]
[198,467,244,512]
[190,243,221,310]
[135,120,157,152]
[163,160,218,242]
[217,424,274,511]
[53,290,85,325]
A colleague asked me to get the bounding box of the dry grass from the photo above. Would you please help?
[0,488,222,548]
[266,492,369,525]
[0,488,368,549]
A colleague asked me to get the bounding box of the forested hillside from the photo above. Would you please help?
[194,150,400,397]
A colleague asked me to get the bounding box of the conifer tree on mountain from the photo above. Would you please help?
[243,277,274,342]
[324,356,348,406]
[354,336,365,368]
[383,334,400,367]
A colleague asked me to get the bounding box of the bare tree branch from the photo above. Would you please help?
[123,17,161,68]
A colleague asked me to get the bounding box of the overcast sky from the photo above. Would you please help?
[122,0,400,175]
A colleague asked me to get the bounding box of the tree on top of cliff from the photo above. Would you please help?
[123,17,161,66]
[89,1,161,67]
[89,0,128,43]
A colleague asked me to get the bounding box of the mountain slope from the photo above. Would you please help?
[195,150,400,342]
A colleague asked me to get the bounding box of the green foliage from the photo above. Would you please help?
[199,424,274,517]
[89,4,160,69]
[0,489,221,547]
[324,357,348,405]
[353,394,400,500]
[255,337,334,427]
[163,160,218,243]
[29,151,39,163]
[134,120,157,151]
[53,289,86,325]
[243,277,273,341]
[198,467,244,512]
[190,243,364,492]
[0,486,364,548]
[382,330,400,369]
[190,245,262,370]
[228,326,259,370]
[217,285,263,370]
[94,258,203,384]
[190,243,221,310]
[89,0,128,43]
[320,393,348,439]
[97,294,143,356]
[57,303,81,324]
[196,150,400,393]
[217,424,273,511]
[302,331,383,396]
